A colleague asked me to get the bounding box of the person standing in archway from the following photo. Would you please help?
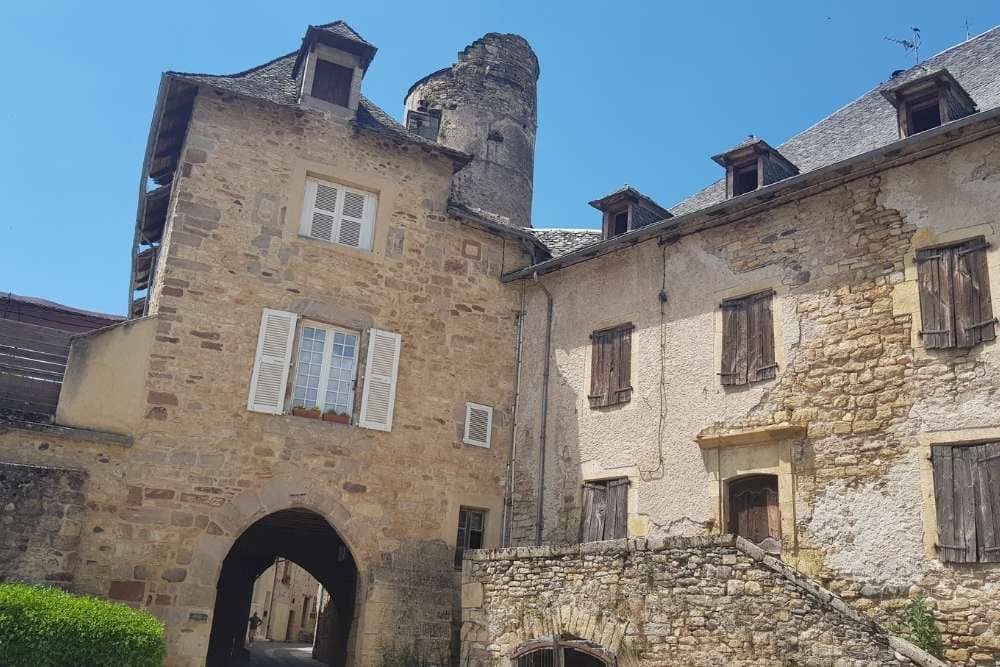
[248,612,262,644]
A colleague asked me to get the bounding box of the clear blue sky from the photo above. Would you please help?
[2,1,998,315]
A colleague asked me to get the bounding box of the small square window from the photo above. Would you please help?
[907,97,942,135]
[311,60,353,107]
[455,507,486,568]
[299,177,377,250]
[733,162,759,196]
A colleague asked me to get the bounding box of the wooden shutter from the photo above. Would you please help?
[748,292,776,382]
[604,478,629,540]
[358,328,401,432]
[916,246,955,348]
[311,59,352,107]
[720,300,749,385]
[247,309,298,414]
[953,238,995,348]
[932,445,978,562]
[579,482,607,542]
[463,402,493,448]
[975,442,1000,563]
[588,324,632,408]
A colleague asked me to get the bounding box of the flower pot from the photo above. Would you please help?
[292,407,321,419]
[322,412,350,424]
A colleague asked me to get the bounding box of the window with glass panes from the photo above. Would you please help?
[454,508,486,568]
[291,324,359,417]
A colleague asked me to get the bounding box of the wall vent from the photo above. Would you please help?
[463,402,493,448]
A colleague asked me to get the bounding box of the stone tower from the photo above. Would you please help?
[405,33,539,228]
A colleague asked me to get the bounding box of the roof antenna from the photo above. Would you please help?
[885,27,922,64]
[964,19,971,41]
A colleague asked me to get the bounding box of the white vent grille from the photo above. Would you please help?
[463,402,493,448]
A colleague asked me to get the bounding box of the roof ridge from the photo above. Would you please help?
[168,50,297,81]
[312,20,373,46]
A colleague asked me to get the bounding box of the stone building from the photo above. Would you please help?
[2,16,1000,667]
[248,559,322,643]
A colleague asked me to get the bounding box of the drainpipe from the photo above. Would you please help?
[501,281,527,547]
[532,273,554,546]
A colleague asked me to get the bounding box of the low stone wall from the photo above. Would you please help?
[0,461,87,586]
[461,536,944,666]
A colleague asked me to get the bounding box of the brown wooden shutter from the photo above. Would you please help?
[916,246,955,348]
[604,478,629,540]
[953,239,995,348]
[589,324,633,408]
[312,60,353,107]
[932,445,977,562]
[720,300,749,385]
[579,482,607,542]
[975,442,1000,563]
[748,292,776,382]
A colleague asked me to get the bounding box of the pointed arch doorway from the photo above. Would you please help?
[205,508,359,666]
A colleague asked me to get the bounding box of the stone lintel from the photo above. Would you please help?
[696,422,806,449]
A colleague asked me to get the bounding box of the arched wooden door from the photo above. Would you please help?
[727,474,781,553]
[513,635,615,666]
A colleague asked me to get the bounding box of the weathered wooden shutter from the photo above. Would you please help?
[604,478,629,540]
[312,59,352,107]
[747,291,776,382]
[720,300,749,385]
[358,328,401,432]
[975,442,1000,563]
[953,238,995,348]
[579,482,608,542]
[247,309,298,414]
[588,324,633,408]
[916,246,955,348]
[932,445,978,562]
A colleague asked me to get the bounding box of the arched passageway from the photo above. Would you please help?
[513,636,615,666]
[206,508,359,667]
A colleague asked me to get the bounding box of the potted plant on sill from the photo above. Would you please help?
[292,405,322,419]
[323,409,350,425]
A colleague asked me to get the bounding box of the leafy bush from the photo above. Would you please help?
[0,583,165,666]
[896,597,944,658]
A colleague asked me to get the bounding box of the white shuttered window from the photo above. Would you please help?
[247,309,298,414]
[463,403,493,448]
[291,325,359,416]
[358,329,401,432]
[299,177,377,250]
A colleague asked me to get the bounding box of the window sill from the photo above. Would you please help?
[289,409,353,427]
[297,233,374,256]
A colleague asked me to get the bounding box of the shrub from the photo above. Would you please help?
[0,583,165,667]
[896,597,944,658]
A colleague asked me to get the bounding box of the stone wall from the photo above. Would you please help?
[508,130,1000,663]
[461,535,937,666]
[0,460,87,586]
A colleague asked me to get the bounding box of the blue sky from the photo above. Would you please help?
[2,1,999,315]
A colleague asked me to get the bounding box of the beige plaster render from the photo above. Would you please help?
[56,316,156,434]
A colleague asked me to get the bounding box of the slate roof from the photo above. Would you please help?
[167,26,463,161]
[530,229,604,258]
[671,26,1000,216]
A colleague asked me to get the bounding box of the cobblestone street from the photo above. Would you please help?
[246,642,314,666]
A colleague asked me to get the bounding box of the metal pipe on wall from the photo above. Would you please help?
[532,272,554,546]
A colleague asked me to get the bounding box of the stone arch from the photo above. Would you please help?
[184,474,371,666]
[491,609,637,666]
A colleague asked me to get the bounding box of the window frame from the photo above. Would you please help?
[732,159,760,196]
[916,236,996,350]
[602,206,631,239]
[719,290,777,386]
[578,477,629,543]
[905,93,943,135]
[290,321,361,420]
[454,507,487,568]
[310,59,354,108]
[931,442,1000,563]
[299,176,378,251]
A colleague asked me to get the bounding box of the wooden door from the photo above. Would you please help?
[728,475,780,552]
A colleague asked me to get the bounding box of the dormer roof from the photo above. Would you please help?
[588,185,671,219]
[292,21,378,76]
[711,136,798,174]
[880,67,976,110]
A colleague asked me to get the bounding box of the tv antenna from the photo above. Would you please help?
[885,27,922,63]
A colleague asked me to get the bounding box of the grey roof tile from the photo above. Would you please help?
[530,229,603,257]
[671,26,1000,215]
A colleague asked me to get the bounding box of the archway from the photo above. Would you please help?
[726,473,781,554]
[513,635,616,666]
[205,508,359,666]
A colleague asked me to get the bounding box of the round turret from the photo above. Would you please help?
[405,33,539,228]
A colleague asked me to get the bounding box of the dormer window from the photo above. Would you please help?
[405,106,441,141]
[312,60,353,107]
[881,68,977,139]
[732,161,759,196]
[712,137,798,200]
[589,186,672,240]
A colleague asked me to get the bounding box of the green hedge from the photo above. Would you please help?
[0,583,165,667]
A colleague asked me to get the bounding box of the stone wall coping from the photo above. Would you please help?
[0,418,133,447]
[696,422,807,448]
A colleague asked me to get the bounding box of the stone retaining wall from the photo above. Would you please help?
[461,536,944,666]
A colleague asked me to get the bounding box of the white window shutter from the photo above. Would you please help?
[463,403,493,448]
[338,190,367,248]
[358,328,401,432]
[247,308,298,414]
[301,179,338,242]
